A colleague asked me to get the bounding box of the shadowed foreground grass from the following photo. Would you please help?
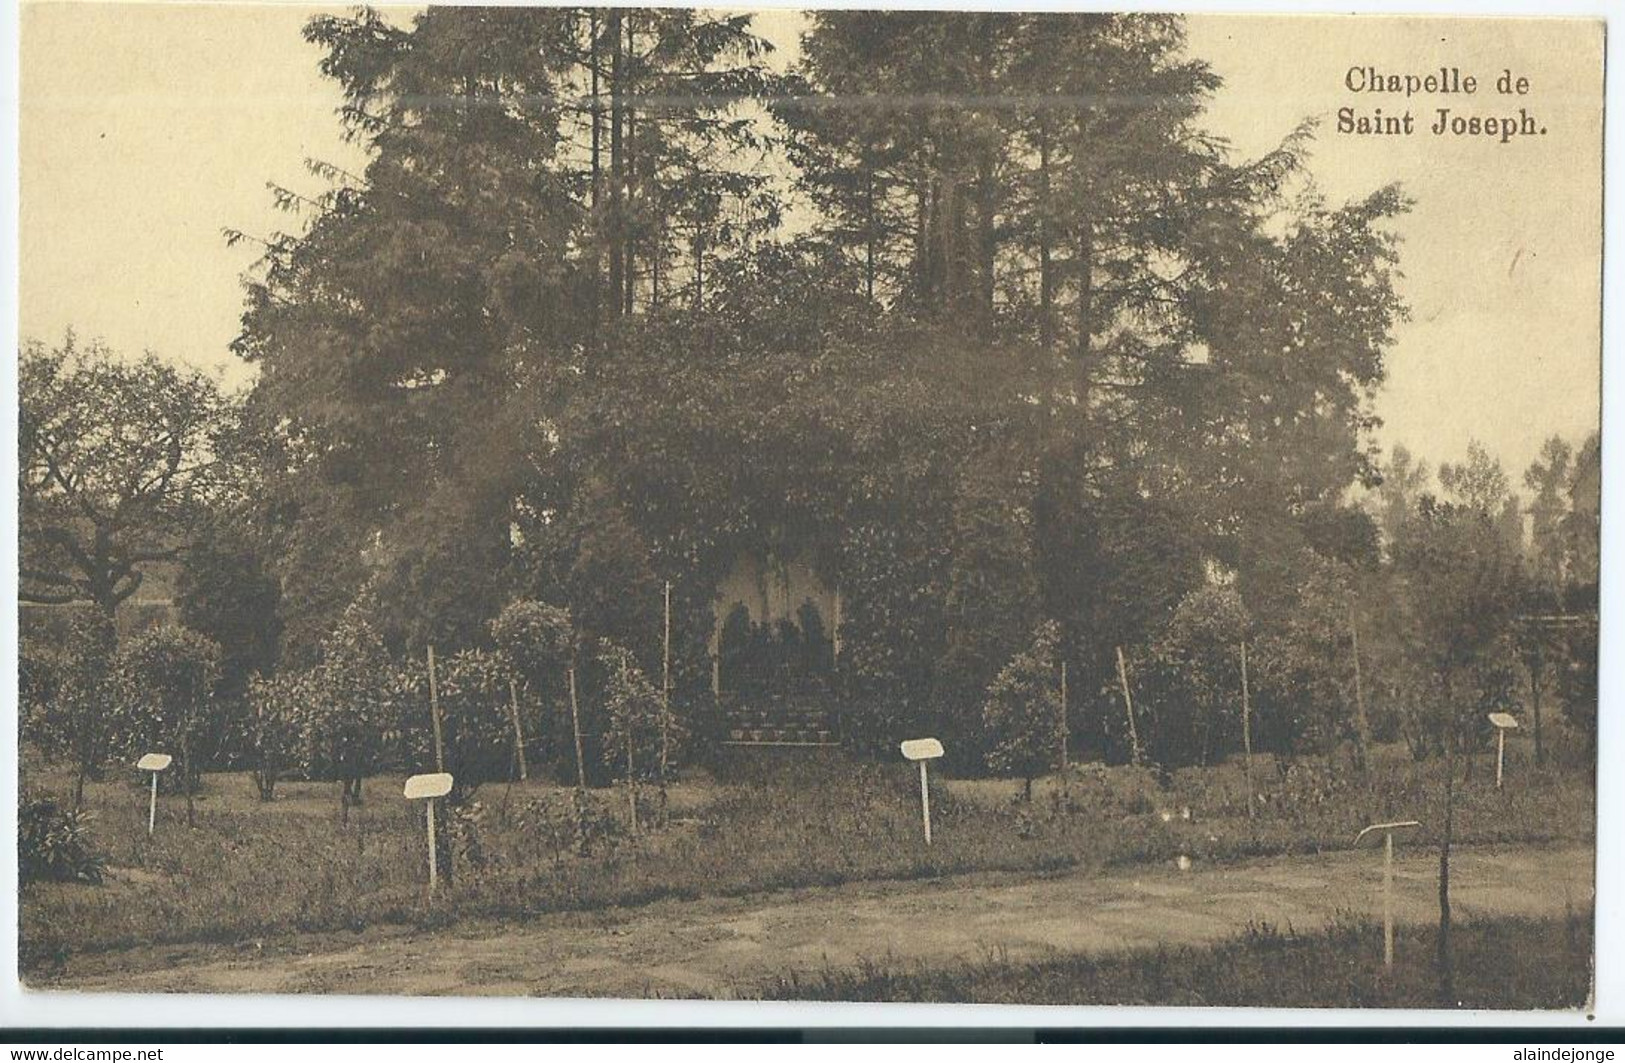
[21,745,1595,974]
[753,912,1594,1009]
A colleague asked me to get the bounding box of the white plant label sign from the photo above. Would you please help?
[137,752,171,836]
[900,738,944,845]
[404,772,455,895]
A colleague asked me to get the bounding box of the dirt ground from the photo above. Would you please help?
[35,841,1592,999]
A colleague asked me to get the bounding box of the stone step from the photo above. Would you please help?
[723,723,840,746]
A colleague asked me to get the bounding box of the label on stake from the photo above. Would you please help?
[404,772,453,800]
[900,738,943,761]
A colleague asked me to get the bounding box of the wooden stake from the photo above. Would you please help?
[627,739,638,835]
[182,711,195,828]
[148,771,158,836]
[1241,641,1255,820]
[1059,660,1069,771]
[833,586,843,663]
[255,697,267,801]
[568,665,586,792]
[1531,655,1546,767]
[1496,728,1506,790]
[661,580,671,781]
[427,645,445,773]
[621,654,638,837]
[1350,600,1372,770]
[1116,646,1142,766]
[508,678,528,782]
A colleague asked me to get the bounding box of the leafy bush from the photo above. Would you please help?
[1246,561,1355,758]
[515,788,622,861]
[19,791,105,886]
[306,605,400,809]
[19,636,64,745]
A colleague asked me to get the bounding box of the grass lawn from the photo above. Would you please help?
[753,911,1595,1009]
[20,742,1595,974]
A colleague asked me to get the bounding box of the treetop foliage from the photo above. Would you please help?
[218,8,1418,759]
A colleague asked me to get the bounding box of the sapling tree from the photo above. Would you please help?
[1388,496,1522,761]
[1557,434,1600,758]
[1386,493,1521,1002]
[491,599,575,773]
[599,642,679,832]
[111,626,222,827]
[1512,620,1561,769]
[243,671,311,801]
[1557,622,1598,760]
[981,620,1065,800]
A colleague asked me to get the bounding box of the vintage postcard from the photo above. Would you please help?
[14,4,1603,1014]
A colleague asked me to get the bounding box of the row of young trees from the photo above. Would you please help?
[23,609,218,813]
[21,595,677,816]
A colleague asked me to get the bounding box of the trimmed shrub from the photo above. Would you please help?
[110,626,222,810]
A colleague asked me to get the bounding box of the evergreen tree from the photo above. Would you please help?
[236,7,779,657]
[1524,435,1574,602]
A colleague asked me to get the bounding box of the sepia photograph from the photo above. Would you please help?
[12,3,1604,1015]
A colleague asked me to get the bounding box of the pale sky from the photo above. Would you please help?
[18,5,1604,487]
